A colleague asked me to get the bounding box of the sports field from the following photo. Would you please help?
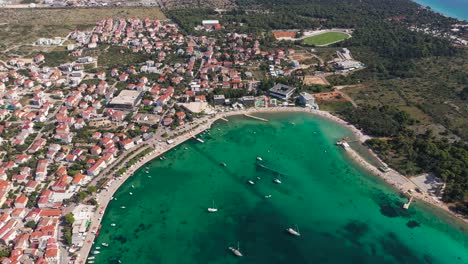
[303,32,350,46]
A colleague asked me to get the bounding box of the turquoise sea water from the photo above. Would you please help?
[412,0,468,20]
[92,113,468,264]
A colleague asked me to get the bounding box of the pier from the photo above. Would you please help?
[244,113,269,122]
[219,117,229,122]
[403,196,414,209]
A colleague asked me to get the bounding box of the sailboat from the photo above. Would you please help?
[273,175,282,184]
[286,224,301,236]
[207,200,218,212]
[228,241,243,257]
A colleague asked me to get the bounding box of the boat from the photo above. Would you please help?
[129,192,133,195]
[265,195,272,199]
[148,175,152,178]
[131,185,135,189]
[102,243,109,247]
[145,170,149,173]
[228,242,243,257]
[120,206,126,209]
[286,225,301,236]
[110,223,116,227]
[273,177,282,184]
[257,177,261,180]
[256,157,262,161]
[95,247,100,250]
[88,257,95,260]
[248,180,255,185]
[207,200,218,212]
[88,261,94,264]
[92,251,100,255]
[221,162,227,167]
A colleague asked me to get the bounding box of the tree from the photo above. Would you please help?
[64,213,75,225]
[25,220,36,229]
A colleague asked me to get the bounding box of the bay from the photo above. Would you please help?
[412,0,468,21]
[92,113,468,264]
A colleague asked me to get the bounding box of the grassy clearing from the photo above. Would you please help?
[303,32,350,46]
[0,7,166,52]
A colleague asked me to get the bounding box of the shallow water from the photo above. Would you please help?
[92,113,468,264]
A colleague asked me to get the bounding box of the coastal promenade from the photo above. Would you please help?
[76,106,466,263]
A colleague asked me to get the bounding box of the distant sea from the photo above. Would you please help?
[412,0,468,21]
[92,113,468,264]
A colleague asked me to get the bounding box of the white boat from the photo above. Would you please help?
[92,251,100,255]
[207,200,218,212]
[120,206,126,209]
[221,162,227,167]
[145,170,149,173]
[129,192,133,195]
[248,180,255,185]
[257,177,261,180]
[88,257,95,260]
[110,223,116,227]
[286,225,301,236]
[256,157,262,161]
[95,247,101,250]
[148,176,152,178]
[88,261,94,264]
[228,242,243,257]
[131,185,135,189]
[273,178,282,184]
[265,195,272,199]
[102,243,109,247]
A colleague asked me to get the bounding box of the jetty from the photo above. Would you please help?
[244,113,269,122]
[403,196,414,209]
[219,117,229,122]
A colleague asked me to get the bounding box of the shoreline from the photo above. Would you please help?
[76,106,467,263]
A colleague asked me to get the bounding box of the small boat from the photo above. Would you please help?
[265,195,272,199]
[207,200,218,213]
[145,170,149,173]
[131,185,135,189]
[102,243,109,247]
[88,257,95,260]
[257,177,261,180]
[120,206,126,209]
[221,162,227,167]
[92,251,100,255]
[256,157,262,161]
[88,261,94,264]
[95,247,101,250]
[228,242,243,257]
[248,180,255,185]
[110,223,116,227]
[129,192,133,195]
[286,225,301,236]
[273,178,282,184]
[147,176,152,178]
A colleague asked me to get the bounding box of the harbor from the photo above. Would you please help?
[89,112,468,264]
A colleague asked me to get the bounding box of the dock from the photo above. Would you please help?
[219,117,229,122]
[403,196,414,209]
[244,114,269,122]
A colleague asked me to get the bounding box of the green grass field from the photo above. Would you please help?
[303,32,350,46]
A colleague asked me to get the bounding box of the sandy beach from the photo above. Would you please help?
[76,106,466,263]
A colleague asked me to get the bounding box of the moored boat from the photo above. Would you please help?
[102,243,109,247]
[92,251,100,255]
[228,242,243,257]
[286,225,301,236]
[248,180,255,185]
[265,195,272,199]
[273,178,282,184]
[221,162,227,167]
[207,200,218,212]
[257,157,263,161]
